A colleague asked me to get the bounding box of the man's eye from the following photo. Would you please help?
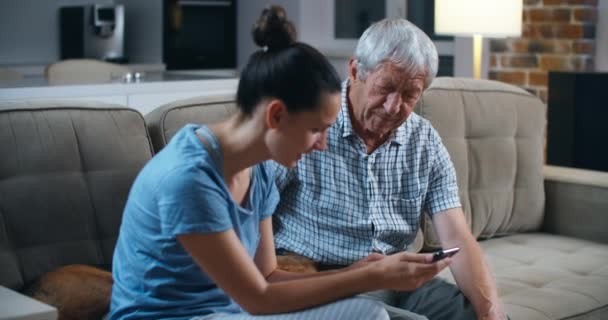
[311,128,321,133]
[403,92,419,101]
[376,86,391,93]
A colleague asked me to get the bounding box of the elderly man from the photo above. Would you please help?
[272,19,506,320]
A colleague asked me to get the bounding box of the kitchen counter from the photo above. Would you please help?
[0,71,239,114]
[0,70,236,89]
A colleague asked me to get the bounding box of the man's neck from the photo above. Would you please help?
[351,120,390,154]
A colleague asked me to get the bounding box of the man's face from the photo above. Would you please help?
[349,62,425,138]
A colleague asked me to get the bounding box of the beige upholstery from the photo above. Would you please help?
[44,59,131,85]
[415,78,546,247]
[0,68,23,81]
[543,165,608,244]
[0,101,153,290]
[145,94,237,153]
[438,233,608,320]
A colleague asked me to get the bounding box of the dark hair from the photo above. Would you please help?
[237,6,342,115]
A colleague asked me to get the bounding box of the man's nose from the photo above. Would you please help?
[384,92,402,115]
[313,131,327,151]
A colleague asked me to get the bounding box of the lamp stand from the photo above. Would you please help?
[473,34,483,79]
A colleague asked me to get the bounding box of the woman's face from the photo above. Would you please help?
[268,92,341,168]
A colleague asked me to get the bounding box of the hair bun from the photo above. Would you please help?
[252,5,296,52]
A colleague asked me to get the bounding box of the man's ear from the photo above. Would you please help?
[348,58,359,83]
[265,99,288,129]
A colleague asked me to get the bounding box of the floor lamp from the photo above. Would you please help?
[434,0,522,79]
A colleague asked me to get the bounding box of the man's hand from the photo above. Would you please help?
[344,252,385,271]
[369,252,451,291]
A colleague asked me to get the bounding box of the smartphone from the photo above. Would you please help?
[431,247,460,262]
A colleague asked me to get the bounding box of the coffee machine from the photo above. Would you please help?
[60,5,126,63]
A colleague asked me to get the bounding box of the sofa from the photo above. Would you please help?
[415,79,608,320]
[0,78,606,320]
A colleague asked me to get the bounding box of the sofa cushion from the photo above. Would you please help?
[145,95,237,153]
[438,233,608,320]
[415,78,546,249]
[0,102,153,290]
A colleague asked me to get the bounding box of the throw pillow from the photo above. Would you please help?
[22,264,113,320]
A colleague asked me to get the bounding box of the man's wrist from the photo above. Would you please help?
[477,302,506,320]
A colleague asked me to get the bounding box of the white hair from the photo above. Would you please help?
[354,19,438,88]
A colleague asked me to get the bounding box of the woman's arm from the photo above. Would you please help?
[179,218,451,315]
[179,229,372,315]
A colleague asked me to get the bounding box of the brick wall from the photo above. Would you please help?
[489,0,598,103]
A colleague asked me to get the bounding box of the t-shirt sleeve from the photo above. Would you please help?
[259,161,280,221]
[424,129,462,216]
[156,165,233,236]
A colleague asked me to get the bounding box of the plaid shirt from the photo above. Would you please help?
[272,80,461,265]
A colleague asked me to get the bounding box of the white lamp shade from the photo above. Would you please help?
[435,0,522,38]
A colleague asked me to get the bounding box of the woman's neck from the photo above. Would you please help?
[209,113,269,180]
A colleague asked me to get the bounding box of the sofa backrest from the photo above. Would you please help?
[0,102,154,290]
[145,95,237,153]
[146,79,547,251]
[414,78,547,249]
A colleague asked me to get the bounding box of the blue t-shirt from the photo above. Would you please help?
[110,124,280,320]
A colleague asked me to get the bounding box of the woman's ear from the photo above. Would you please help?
[265,99,288,129]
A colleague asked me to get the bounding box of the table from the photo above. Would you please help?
[0,286,57,320]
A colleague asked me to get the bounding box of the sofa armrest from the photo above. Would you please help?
[542,165,608,244]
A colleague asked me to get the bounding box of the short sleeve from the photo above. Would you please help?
[156,165,233,236]
[259,161,280,221]
[424,130,462,215]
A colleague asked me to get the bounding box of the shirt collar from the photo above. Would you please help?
[339,79,409,146]
[339,79,356,139]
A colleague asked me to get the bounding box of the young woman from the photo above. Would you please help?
[110,6,451,320]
